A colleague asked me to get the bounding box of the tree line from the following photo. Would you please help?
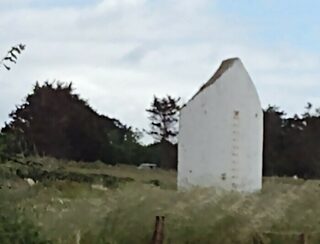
[263,104,320,178]
[1,80,320,178]
[0,82,179,169]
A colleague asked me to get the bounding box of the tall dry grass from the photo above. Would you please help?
[1,158,320,243]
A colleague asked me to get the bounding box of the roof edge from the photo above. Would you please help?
[190,57,240,101]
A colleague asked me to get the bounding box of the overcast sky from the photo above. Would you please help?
[1,0,320,142]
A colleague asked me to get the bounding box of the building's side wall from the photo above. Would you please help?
[178,60,263,192]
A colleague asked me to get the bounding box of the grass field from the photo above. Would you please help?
[1,157,320,243]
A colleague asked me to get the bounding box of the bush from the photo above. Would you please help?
[0,193,50,243]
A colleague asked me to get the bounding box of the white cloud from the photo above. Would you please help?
[0,0,320,143]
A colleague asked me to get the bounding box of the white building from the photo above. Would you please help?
[178,58,263,192]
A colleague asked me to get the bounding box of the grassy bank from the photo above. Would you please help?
[1,158,320,243]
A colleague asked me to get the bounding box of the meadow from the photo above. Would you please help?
[1,157,320,244]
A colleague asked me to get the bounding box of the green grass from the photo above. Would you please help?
[1,157,320,243]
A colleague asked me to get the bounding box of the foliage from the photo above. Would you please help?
[0,134,6,162]
[5,78,320,175]
[263,104,320,178]
[14,164,134,188]
[1,82,145,164]
[0,191,50,244]
[0,44,26,71]
[146,95,180,169]
[146,95,181,143]
[2,158,320,243]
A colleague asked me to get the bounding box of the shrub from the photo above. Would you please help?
[0,193,50,243]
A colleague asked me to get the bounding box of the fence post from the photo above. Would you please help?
[299,233,307,244]
[151,216,165,244]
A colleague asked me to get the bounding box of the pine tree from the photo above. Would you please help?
[146,95,181,169]
[146,95,181,143]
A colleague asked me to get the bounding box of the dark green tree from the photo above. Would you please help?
[146,95,181,169]
[263,103,320,179]
[263,105,286,176]
[146,95,181,143]
[0,44,26,162]
[284,103,320,178]
[2,81,141,164]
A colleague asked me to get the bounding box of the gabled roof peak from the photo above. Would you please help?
[191,57,241,100]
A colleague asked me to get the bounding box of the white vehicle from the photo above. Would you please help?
[137,163,157,170]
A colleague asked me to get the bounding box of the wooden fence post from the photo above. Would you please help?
[151,216,165,244]
[299,233,307,244]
